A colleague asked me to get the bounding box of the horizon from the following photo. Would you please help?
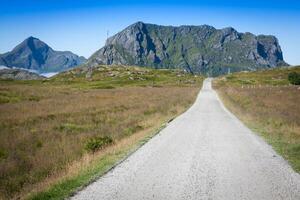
[1,0,300,65]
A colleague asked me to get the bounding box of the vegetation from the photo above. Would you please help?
[84,136,113,153]
[288,72,300,85]
[214,66,300,172]
[0,65,203,199]
[89,22,287,76]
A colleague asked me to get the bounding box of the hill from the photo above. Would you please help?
[0,37,86,73]
[88,22,288,76]
[53,65,203,88]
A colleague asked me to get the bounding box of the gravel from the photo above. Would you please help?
[71,78,300,200]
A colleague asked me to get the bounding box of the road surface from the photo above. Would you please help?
[72,78,300,200]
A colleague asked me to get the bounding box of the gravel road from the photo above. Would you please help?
[72,78,300,200]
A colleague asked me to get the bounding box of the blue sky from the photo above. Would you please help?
[0,0,299,65]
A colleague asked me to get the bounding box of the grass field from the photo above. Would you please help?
[213,66,300,173]
[0,65,203,199]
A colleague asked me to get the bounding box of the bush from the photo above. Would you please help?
[0,148,8,160]
[84,136,113,153]
[288,72,300,85]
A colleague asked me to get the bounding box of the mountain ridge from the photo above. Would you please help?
[88,21,288,76]
[0,37,86,73]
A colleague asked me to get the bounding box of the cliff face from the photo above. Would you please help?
[88,22,288,76]
[0,37,86,73]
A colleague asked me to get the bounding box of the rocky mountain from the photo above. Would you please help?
[88,22,288,76]
[0,37,86,73]
[0,67,44,80]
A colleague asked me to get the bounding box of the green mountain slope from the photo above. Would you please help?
[88,22,288,76]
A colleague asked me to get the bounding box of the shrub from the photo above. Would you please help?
[84,136,113,153]
[0,148,8,160]
[28,95,40,101]
[288,72,300,85]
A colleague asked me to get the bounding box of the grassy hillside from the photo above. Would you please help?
[0,65,204,199]
[214,66,300,172]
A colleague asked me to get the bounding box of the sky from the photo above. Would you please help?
[0,0,299,65]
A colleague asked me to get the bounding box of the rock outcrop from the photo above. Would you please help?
[0,67,45,80]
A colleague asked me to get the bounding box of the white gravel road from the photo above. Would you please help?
[72,78,300,200]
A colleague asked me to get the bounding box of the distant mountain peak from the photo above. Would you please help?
[0,37,86,73]
[20,36,47,47]
[20,37,50,51]
[27,36,37,40]
[133,21,145,25]
[24,36,38,43]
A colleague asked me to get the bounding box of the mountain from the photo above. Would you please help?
[0,37,86,73]
[88,22,288,76]
[0,67,44,80]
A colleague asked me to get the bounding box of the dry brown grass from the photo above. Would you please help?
[213,66,300,173]
[26,117,165,200]
[0,67,202,199]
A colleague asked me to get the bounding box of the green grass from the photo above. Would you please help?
[0,90,23,104]
[217,66,300,86]
[50,65,203,89]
